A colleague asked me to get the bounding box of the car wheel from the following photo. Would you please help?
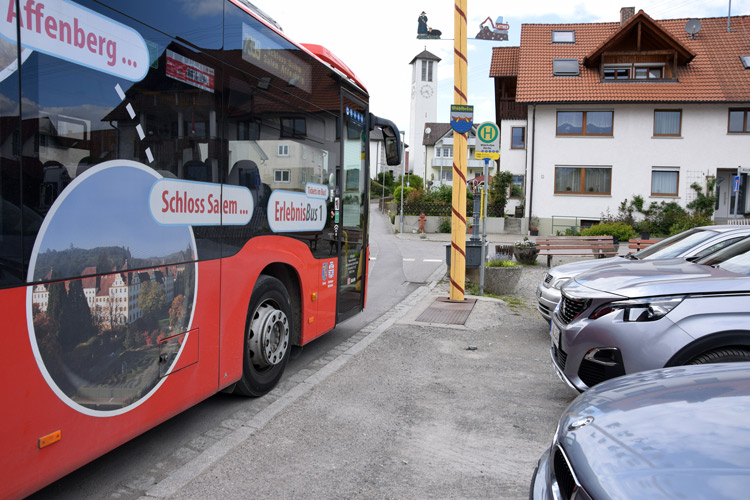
[233,275,293,397]
[687,347,750,365]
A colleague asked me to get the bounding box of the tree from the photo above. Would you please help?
[489,171,513,215]
[139,280,166,326]
[169,294,186,330]
[687,177,717,218]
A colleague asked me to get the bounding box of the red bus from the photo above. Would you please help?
[0,0,401,497]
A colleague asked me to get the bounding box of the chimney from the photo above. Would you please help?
[620,7,635,26]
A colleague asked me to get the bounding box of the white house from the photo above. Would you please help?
[491,8,750,235]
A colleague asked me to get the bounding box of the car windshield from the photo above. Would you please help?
[635,228,716,260]
[698,237,750,275]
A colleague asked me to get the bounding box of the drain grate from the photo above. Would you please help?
[415,297,477,325]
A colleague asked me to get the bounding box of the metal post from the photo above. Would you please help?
[381,142,384,210]
[479,158,489,294]
[400,161,405,233]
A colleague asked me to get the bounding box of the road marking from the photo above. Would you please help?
[370,257,376,260]
[423,259,442,263]
[403,258,415,262]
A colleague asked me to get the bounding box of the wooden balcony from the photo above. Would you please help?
[496,100,528,121]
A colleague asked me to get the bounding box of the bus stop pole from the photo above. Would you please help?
[479,158,489,294]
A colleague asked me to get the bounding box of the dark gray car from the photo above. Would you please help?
[531,362,750,499]
[550,236,750,392]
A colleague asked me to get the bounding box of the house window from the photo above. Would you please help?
[603,64,664,80]
[556,111,613,136]
[511,175,524,197]
[511,127,526,149]
[603,66,630,80]
[274,169,290,183]
[554,166,611,194]
[443,147,452,157]
[281,117,306,138]
[728,109,750,133]
[652,169,679,196]
[634,65,663,79]
[654,110,682,136]
[441,169,453,181]
[551,31,575,43]
[435,148,441,157]
[421,60,434,82]
[741,55,750,69]
[553,58,579,76]
[277,144,289,157]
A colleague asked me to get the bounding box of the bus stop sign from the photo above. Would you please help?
[475,121,499,160]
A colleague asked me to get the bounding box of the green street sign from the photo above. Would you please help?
[475,121,500,160]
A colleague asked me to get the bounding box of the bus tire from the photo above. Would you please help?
[233,275,293,397]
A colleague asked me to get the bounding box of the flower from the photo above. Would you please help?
[514,237,536,248]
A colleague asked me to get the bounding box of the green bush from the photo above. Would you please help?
[402,173,423,191]
[392,185,415,203]
[370,179,390,197]
[438,217,451,233]
[487,258,516,268]
[580,221,635,242]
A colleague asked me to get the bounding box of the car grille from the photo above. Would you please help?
[553,444,583,500]
[578,359,607,387]
[543,273,553,287]
[553,345,567,369]
[558,295,589,324]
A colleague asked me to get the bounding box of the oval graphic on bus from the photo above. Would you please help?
[27,161,198,415]
[267,189,327,233]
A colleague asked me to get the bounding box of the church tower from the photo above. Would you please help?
[408,49,440,181]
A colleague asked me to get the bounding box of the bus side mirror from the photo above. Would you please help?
[369,115,402,166]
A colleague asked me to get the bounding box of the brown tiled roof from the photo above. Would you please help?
[500,12,750,103]
[489,47,519,77]
[422,123,453,145]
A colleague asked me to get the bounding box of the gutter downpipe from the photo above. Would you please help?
[528,104,536,234]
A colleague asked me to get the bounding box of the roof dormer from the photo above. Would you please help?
[583,10,695,82]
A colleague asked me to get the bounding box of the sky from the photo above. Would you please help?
[257,0,750,141]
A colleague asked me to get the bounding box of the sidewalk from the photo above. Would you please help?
[145,266,574,500]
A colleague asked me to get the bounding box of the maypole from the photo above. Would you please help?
[450,0,468,301]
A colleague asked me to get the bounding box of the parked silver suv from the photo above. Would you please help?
[536,225,750,322]
[550,236,750,392]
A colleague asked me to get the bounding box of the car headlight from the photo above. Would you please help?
[589,296,684,322]
[551,277,572,290]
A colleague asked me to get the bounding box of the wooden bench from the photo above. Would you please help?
[536,235,618,267]
[627,238,663,250]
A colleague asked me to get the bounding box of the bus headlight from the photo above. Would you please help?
[589,296,685,322]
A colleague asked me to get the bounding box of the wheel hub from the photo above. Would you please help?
[248,302,289,368]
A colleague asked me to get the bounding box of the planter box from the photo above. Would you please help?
[482,266,523,295]
[513,246,539,265]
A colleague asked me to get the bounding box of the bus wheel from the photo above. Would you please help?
[233,275,292,397]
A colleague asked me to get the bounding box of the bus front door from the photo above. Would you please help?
[336,93,368,322]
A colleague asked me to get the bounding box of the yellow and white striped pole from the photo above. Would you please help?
[450,0,468,301]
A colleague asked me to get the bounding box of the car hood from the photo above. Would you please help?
[547,255,629,278]
[558,363,750,499]
[570,258,747,297]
